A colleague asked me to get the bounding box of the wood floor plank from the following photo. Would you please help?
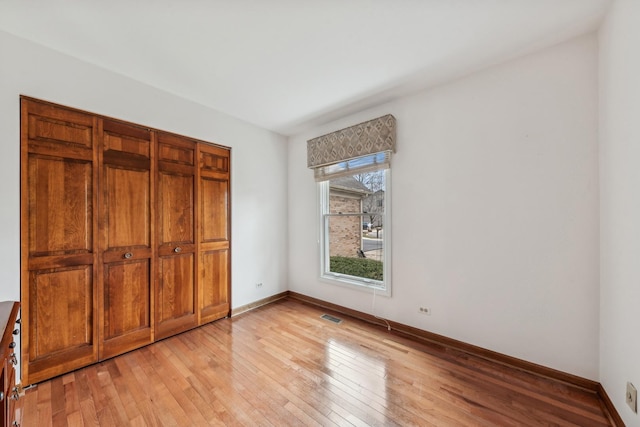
[66,410,84,427]
[78,398,101,427]
[21,298,614,426]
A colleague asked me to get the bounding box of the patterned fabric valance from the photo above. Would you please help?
[307,114,396,169]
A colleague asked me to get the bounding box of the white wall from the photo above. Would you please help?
[0,30,289,309]
[599,0,640,424]
[289,35,600,379]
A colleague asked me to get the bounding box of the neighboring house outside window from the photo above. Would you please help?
[328,176,369,258]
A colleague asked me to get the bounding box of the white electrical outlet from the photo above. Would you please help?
[418,307,431,315]
[255,282,263,288]
[627,382,637,413]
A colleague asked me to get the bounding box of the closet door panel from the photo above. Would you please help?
[158,254,195,316]
[102,260,151,357]
[25,101,95,159]
[159,173,194,244]
[27,266,95,384]
[27,156,92,256]
[158,142,194,165]
[104,129,150,157]
[201,178,228,242]
[30,267,93,355]
[200,249,229,323]
[99,120,153,359]
[105,167,150,248]
[21,98,99,386]
[197,144,231,324]
[156,134,197,339]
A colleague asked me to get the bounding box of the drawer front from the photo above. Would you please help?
[7,366,18,427]
[9,316,20,427]
[0,302,20,427]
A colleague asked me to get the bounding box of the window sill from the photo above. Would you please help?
[320,272,390,296]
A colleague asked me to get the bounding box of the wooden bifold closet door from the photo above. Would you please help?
[198,144,231,324]
[99,119,154,360]
[20,97,231,386]
[20,101,99,385]
[155,132,198,340]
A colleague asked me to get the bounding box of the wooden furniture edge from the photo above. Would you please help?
[287,291,601,392]
[0,301,21,427]
[0,301,19,345]
[230,292,289,317]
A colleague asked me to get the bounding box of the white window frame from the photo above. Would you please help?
[318,169,392,296]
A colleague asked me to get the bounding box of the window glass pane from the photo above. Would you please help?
[323,152,388,176]
[314,151,390,181]
[325,214,384,282]
[324,170,386,284]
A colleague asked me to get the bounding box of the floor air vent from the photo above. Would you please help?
[321,314,343,324]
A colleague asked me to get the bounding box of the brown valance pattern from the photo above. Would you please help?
[307,114,396,168]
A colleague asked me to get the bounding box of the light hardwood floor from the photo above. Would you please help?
[20,298,613,426]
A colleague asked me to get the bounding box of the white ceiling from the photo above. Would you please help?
[0,0,611,135]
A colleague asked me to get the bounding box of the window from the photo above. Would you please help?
[306,114,396,294]
[318,158,391,294]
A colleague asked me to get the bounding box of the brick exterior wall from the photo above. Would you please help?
[329,195,361,258]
